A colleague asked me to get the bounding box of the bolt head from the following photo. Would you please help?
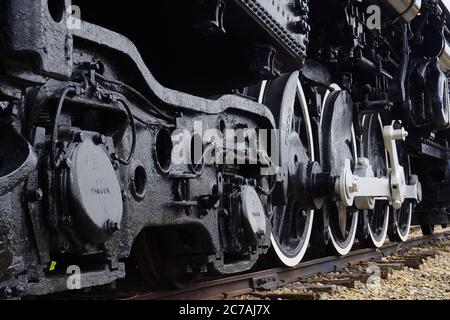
[94,134,107,145]
[35,188,44,201]
[357,158,370,166]
[13,285,25,295]
[75,131,86,142]
[403,132,409,139]
[349,177,359,193]
[64,158,72,168]
[256,230,265,239]
[105,220,120,234]
[2,287,12,298]
[393,200,402,210]
[59,241,69,253]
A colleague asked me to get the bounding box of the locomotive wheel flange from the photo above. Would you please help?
[259,72,315,267]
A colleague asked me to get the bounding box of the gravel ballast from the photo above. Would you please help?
[320,240,450,300]
[239,231,450,300]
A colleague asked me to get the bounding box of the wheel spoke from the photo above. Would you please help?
[338,203,347,237]
[279,198,295,245]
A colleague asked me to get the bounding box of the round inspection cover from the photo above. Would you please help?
[68,139,123,243]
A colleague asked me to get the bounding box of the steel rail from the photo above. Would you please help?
[125,232,450,300]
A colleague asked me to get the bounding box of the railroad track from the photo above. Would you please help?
[125,231,450,300]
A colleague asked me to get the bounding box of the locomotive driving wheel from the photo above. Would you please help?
[357,113,390,248]
[259,72,315,267]
[320,85,359,256]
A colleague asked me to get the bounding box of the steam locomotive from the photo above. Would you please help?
[0,0,449,297]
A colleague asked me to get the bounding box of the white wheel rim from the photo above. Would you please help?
[396,203,412,242]
[328,214,358,255]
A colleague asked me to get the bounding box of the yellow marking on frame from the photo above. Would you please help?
[49,261,57,271]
